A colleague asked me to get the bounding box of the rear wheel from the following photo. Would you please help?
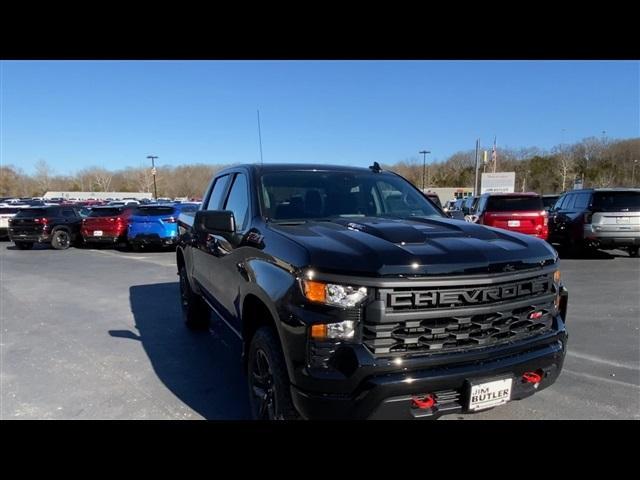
[628,246,639,257]
[15,241,34,250]
[51,229,71,250]
[179,266,210,329]
[247,327,299,420]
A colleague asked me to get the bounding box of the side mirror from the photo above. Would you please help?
[194,210,235,234]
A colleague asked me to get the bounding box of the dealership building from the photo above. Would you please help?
[44,191,153,200]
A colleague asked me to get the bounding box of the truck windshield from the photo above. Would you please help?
[260,171,443,221]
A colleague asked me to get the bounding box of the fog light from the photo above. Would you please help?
[310,320,355,340]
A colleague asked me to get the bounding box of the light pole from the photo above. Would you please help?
[633,160,638,186]
[419,150,430,191]
[147,155,158,200]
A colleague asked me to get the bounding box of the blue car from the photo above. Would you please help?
[127,205,180,250]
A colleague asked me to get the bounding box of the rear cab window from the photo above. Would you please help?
[486,196,544,212]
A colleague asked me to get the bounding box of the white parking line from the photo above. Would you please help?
[89,250,147,260]
[87,249,175,267]
[562,369,640,389]
[567,350,640,371]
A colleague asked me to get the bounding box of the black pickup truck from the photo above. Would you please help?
[176,163,568,420]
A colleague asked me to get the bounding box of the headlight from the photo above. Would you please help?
[302,280,367,308]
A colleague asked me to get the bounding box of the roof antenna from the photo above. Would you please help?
[257,109,264,165]
[369,161,382,173]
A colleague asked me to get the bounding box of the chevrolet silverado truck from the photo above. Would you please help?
[176,163,569,420]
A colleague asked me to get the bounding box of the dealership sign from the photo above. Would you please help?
[481,172,515,194]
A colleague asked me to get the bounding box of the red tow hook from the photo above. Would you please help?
[522,370,544,385]
[411,394,436,410]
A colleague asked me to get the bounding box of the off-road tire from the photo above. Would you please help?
[247,327,300,420]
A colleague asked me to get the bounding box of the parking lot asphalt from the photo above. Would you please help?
[1,242,639,420]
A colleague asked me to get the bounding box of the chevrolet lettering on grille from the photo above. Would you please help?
[387,278,551,309]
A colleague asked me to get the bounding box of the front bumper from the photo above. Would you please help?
[292,334,566,419]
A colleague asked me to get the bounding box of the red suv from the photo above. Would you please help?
[474,193,548,240]
[81,206,133,247]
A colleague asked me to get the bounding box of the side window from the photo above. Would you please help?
[574,193,590,209]
[62,209,76,218]
[475,196,486,214]
[554,195,566,210]
[206,174,230,211]
[564,194,576,209]
[223,173,250,231]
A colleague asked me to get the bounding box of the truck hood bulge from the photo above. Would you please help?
[269,216,558,277]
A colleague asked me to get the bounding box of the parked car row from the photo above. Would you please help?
[442,188,639,256]
[6,202,201,250]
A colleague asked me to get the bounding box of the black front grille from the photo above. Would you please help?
[363,272,557,356]
[364,303,554,355]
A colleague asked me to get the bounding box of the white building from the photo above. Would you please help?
[44,191,153,200]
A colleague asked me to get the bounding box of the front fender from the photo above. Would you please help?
[241,258,306,380]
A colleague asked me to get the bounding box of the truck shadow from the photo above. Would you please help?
[111,282,251,419]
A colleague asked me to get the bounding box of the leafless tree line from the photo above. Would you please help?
[1,137,638,198]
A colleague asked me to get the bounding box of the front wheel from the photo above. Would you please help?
[247,327,299,420]
[179,266,210,329]
[628,246,639,257]
[51,229,71,250]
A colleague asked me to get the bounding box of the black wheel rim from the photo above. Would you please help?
[56,232,69,247]
[251,349,277,420]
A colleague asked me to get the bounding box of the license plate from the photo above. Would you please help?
[93,230,103,236]
[616,217,630,224]
[507,220,520,227]
[468,377,513,411]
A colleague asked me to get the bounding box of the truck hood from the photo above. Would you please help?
[269,216,558,276]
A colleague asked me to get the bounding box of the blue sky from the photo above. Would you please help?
[1,60,638,175]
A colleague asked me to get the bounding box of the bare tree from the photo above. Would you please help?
[34,159,54,194]
[133,167,155,193]
[93,168,113,192]
[558,149,574,192]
